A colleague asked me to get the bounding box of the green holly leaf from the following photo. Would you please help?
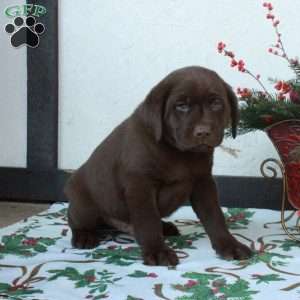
[97,284,107,293]
[252,273,285,284]
[48,267,81,281]
[166,232,205,250]
[84,269,95,277]
[39,237,57,246]
[182,272,221,285]
[34,244,47,252]
[3,234,24,249]
[87,246,141,266]
[0,282,43,297]
[219,279,258,298]
[272,239,300,251]
[0,283,11,292]
[76,280,87,288]
[128,270,148,278]
[127,296,144,300]
[225,208,255,229]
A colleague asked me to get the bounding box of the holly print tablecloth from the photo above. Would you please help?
[1,203,300,300]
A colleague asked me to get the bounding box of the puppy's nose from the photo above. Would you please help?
[193,125,211,138]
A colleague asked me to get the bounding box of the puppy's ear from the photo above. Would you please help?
[225,83,239,138]
[136,80,170,141]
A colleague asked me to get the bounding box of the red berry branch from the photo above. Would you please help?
[216,2,300,133]
[217,42,272,99]
[217,2,300,104]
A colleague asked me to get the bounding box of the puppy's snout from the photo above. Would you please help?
[193,125,211,138]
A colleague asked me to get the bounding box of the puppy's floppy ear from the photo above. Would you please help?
[136,79,170,141]
[224,82,239,138]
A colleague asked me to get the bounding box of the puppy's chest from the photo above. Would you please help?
[157,179,193,217]
[158,155,211,182]
[157,156,211,217]
[155,160,209,216]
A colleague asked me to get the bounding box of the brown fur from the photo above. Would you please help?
[64,66,252,266]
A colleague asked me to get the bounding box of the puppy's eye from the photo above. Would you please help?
[175,103,190,112]
[210,99,223,110]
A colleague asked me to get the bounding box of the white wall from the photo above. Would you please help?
[0,0,27,167]
[58,0,300,176]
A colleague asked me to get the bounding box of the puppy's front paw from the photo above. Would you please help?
[71,229,99,249]
[213,238,252,260]
[143,246,179,266]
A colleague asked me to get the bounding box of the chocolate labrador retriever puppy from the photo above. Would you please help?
[64,66,252,266]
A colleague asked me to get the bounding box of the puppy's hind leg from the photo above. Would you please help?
[65,179,103,249]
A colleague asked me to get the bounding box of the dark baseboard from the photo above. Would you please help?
[0,167,68,203]
[0,167,287,210]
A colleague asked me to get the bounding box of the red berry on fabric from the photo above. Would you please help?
[185,280,198,288]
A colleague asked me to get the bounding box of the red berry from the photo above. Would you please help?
[280,82,291,93]
[274,81,283,90]
[261,114,273,124]
[217,42,226,52]
[185,280,198,288]
[231,59,238,67]
[86,275,96,282]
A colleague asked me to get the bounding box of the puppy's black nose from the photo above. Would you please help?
[193,125,211,138]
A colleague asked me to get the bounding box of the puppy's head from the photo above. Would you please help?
[138,66,238,153]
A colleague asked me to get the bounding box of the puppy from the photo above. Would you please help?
[64,66,252,266]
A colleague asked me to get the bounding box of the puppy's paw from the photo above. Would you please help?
[143,246,179,266]
[162,221,180,236]
[213,238,252,260]
[71,229,99,249]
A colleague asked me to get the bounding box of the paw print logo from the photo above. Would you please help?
[5,16,45,48]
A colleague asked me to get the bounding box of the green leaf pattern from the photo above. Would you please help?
[1,204,300,299]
